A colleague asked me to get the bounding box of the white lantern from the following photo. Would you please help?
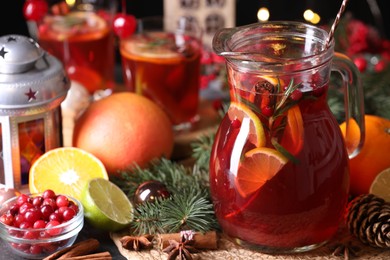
[0,35,70,189]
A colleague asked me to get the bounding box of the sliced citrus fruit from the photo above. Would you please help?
[369,167,390,202]
[29,147,108,201]
[81,178,134,231]
[235,147,288,198]
[280,105,304,155]
[227,102,265,148]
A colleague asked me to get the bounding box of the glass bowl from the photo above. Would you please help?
[0,194,84,259]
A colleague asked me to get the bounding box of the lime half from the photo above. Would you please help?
[81,178,134,231]
[369,168,390,202]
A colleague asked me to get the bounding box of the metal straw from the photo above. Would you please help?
[326,0,350,48]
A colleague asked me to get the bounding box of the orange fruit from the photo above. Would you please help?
[235,147,288,198]
[29,147,108,200]
[72,92,174,175]
[280,105,304,155]
[340,115,390,195]
[227,102,266,147]
[369,167,390,202]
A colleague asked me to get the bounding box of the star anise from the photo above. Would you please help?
[120,234,153,251]
[162,231,199,260]
[331,237,360,260]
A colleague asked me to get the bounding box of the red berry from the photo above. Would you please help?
[24,208,42,224]
[290,89,303,101]
[0,213,14,226]
[17,194,30,206]
[19,202,34,215]
[42,189,56,199]
[42,198,57,209]
[62,208,76,221]
[374,60,387,72]
[45,220,62,236]
[113,14,137,38]
[23,0,48,22]
[261,105,274,117]
[49,212,62,222]
[353,57,367,72]
[56,195,69,208]
[40,204,54,220]
[32,196,43,207]
[30,244,43,255]
[33,219,46,229]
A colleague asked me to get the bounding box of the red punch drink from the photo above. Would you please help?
[119,17,203,129]
[210,21,364,253]
[38,12,115,93]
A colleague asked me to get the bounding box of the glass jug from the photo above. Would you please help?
[209,22,364,253]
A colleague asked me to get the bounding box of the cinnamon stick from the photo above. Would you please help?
[157,231,218,250]
[57,251,111,260]
[43,238,100,260]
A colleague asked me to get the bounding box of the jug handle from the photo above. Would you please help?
[332,52,365,159]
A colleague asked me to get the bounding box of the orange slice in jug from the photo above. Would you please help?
[280,105,304,155]
[235,147,288,198]
[227,102,266,148]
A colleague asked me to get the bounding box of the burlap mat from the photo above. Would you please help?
[110,226,390,260]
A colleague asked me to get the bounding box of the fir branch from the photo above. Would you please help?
[159,187,218,233]
[112,158,206,198]
[132,199,166,235]
[191,133,215,171]
[132,187,218,235]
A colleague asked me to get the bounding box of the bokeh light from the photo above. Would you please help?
[257,7,270,22]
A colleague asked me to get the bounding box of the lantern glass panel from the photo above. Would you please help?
[0,125,3,184]
[19,119,45,184]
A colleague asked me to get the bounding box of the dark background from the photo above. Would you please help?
[3,0,390,39]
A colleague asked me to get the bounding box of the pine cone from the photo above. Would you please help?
[346,194,390,248]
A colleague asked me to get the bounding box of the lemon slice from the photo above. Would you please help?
[81,178,134,231]
[369,168,390,202]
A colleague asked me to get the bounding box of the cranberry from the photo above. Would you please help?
[42,189,56,200]
[40,204,54,219]
[56,195,69,208]
[24,230,39,239]
[24,208,42,224]
[17,194,30,206]
[62,208,76,221]
[261,105,274,117]
[33,220,46,229]
[19,202,34,215]
[9,204,20,216]
[19,221,32,229]
[113,13,137,39]
[29,244,43,255]
[23,0,48,22]
[290,89,303,101]
[42,198,57,209]
[0,213,14,226]
[14,214,26,227]
[45,220,62,236]
[49,212,62,222]
[32,196,43,207]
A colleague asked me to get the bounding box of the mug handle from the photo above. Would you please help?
[332,52,365,159]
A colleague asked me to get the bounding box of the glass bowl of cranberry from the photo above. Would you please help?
[0,189,84,259]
